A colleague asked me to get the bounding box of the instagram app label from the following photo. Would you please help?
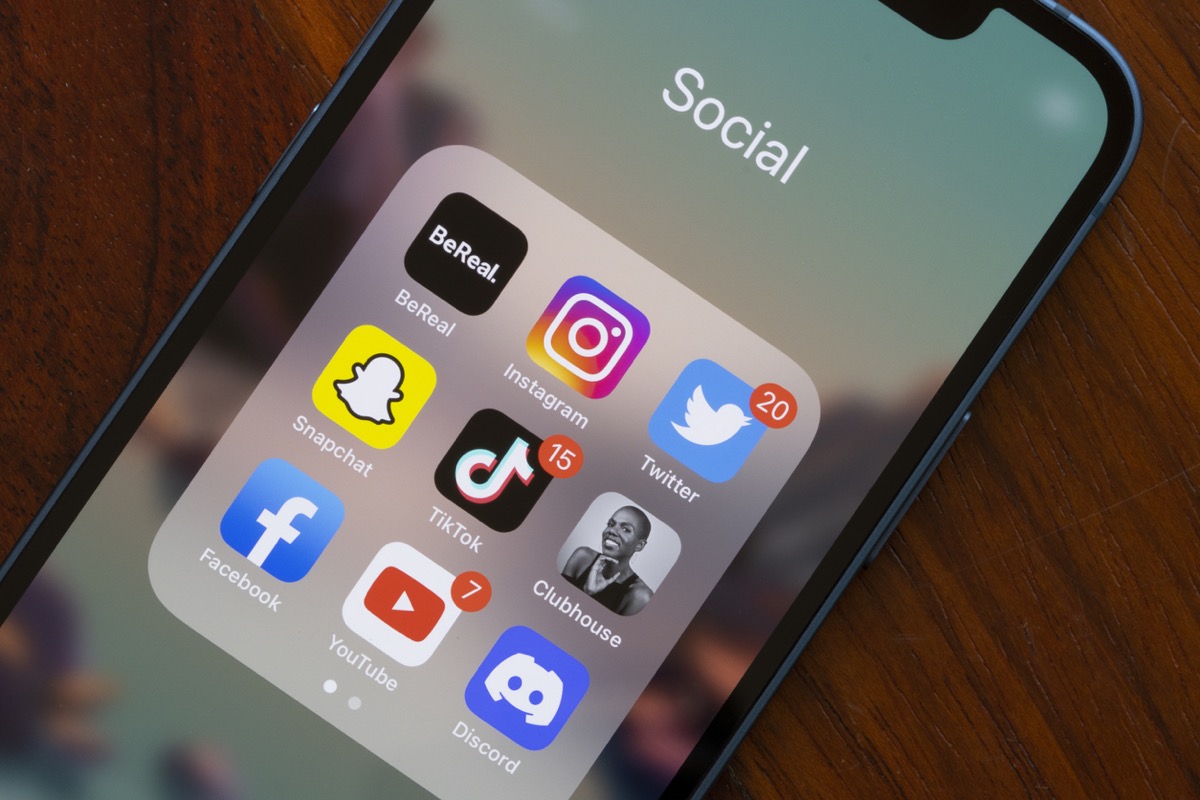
[526,276,650,399]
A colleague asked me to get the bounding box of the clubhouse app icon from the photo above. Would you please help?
[465,626,589,750]
[648,359,767,483]
[434,409,553,532]
[343,543,465,667]
[405,192,528,315]
[220,459,344,582]
[312,325,436,449]
[527,276,650,399]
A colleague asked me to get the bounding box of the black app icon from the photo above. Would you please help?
[434,409,552,532]
[405,193,528,316]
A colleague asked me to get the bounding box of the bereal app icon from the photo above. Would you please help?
[405,192,528,315]
[312,325,436,449]
[648,359,767,483]
[464,626,589,750]
[526,276,650,399]
[434,409,553,532]
[343,542,470,667]
[220,458,344,582]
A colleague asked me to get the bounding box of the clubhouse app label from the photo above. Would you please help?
[526,276,650,399]
[434,409,553,532]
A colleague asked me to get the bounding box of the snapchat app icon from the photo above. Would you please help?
[313,325,436,449]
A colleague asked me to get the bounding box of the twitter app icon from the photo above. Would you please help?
[648,359,767,483]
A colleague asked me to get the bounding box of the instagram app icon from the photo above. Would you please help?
[526,276,650,398]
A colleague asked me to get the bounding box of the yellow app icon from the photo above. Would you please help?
[313,325,436,449]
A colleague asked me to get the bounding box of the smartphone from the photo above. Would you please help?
[0,1,1140,797]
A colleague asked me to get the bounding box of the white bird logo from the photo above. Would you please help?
[671,385,752,446]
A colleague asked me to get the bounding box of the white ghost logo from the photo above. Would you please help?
[335,354,405,424]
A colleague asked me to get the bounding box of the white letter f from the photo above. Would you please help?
[247,497,318,566]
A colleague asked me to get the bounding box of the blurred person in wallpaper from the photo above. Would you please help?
[0,575,113,797]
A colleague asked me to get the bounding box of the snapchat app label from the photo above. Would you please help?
[312,325,436,449]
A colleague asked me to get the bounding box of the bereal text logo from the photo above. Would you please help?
[434,409,553,532]
[663,66,810,185]
[220,459,345,582]
[405,192,528,315]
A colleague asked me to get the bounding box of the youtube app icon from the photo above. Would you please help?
[364,567,446,643]
[343,543,465,667]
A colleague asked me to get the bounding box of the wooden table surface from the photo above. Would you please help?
[2,1,1196,797]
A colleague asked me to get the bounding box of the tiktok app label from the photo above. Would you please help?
[433,409,553,532]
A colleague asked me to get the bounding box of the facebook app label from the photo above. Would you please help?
[648,359,767,483]
[220,458,345,582]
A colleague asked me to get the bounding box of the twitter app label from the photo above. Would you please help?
[648,359,767,483]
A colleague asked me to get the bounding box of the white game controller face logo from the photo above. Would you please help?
[483,652,563,727]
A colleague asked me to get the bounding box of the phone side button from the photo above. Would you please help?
[863,410,972,568]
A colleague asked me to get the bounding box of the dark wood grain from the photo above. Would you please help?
[1,1,1196,798]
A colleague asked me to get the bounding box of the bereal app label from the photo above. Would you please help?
[434,409,553,532]
[219,458,345,582]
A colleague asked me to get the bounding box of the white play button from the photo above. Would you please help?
[392,591,415,613]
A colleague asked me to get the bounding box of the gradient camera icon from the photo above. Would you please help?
[526,276,650,399]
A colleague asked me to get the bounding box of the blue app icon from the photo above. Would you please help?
[464,626,589,751]
[220,458,345,583]
[647,359,766,483]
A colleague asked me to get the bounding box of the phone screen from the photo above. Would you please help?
[0,1,1117,798]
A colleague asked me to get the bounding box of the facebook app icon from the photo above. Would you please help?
[220,459,344,583]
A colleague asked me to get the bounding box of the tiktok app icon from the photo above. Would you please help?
[434,409,553,532]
